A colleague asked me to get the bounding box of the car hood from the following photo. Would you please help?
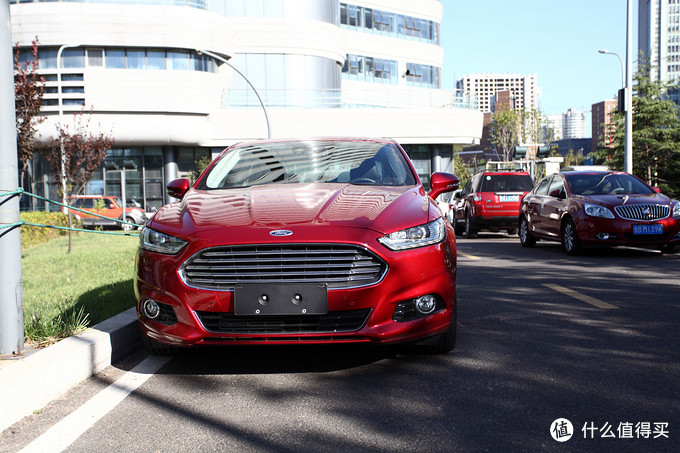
[575,192,671,207]
[149,183,434,238]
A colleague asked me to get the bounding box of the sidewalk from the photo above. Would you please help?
[0,308,140,432]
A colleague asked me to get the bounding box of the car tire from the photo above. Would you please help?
[562,218,582,256]
[507,228,518,236]
[426,300,457,354]
[519,216,536,247]
[661,244,680,254]
[454,218,465,236]
[465,212,478,239]
[122,216,135,232]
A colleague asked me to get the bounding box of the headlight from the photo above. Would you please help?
[673,201,680,217]
[585,204,615,219]
[140,226,187,255]
[378,218,446,251]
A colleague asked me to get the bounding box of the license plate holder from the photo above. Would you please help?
[633,224,663,235]
[234,283,328,316]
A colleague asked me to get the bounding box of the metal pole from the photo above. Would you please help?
[624,0,633,174]
[0,0,25,355]
[598,49,624,88]
[197,49,272,139]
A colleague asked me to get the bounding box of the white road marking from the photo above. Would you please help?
[542,283,619,310]
[19,355,170,453]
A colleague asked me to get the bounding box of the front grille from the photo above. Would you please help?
[181,244,387,290]
[196,309,372,334]
[614,204,670,221]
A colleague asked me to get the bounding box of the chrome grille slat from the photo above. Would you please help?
[181,244,387,290]
[614,204,670,221]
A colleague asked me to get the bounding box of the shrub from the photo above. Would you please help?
[20,211,79,249]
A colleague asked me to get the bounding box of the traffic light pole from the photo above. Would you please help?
[0,0,25,356]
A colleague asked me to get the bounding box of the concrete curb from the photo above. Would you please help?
[0,307,140,432]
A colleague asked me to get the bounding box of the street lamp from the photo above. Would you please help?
[197,49,271,139]
[56,43,82,206]
[598,49,624,87]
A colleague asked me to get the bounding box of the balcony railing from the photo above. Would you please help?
[10,0,206,9]
[223,88,478,110]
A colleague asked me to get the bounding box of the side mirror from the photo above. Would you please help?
[453,189,462,199]
[109,203,116,209]
[167,178,191,200]
[429,172,460,200]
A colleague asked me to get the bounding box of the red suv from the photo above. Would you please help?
[452,170,535,238]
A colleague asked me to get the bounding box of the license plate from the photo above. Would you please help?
[234,283,328,316]
[499,194,519,202]
[633,224,663,235]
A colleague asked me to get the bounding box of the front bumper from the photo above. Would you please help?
[135,232,457,347]
[575,214,680,248]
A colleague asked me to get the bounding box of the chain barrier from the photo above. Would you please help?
[0,188,144,236]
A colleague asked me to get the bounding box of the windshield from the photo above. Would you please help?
[196,140,417,189]
[564,173,655,195]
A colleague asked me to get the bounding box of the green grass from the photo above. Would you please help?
[21,232,139,345]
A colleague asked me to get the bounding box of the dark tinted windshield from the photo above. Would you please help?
[480,174,534,192]
[564,172,655,195]
[196,140,417,189]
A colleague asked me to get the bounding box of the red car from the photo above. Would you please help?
[452,170,535,237]
[135,138,460,354]
[519,170,680,255]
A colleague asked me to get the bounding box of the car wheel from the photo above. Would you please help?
[122,216,135,232]
[426,300,457,354]
[519,216,536,247]
[661,244,680,254]
[465,212,478,239]
[454,217,465,236]
[562,218,582,256]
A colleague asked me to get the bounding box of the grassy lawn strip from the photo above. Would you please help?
[22,232,139,346]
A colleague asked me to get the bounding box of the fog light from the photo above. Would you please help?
[143,299,161,320]
[596,233,610,240]
[414,295,437,315]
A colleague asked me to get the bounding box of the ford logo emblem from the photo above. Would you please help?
[269,230,293,237]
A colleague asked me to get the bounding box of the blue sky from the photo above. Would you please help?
[440,0,635,135]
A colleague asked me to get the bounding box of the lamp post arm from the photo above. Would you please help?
[198,49,271,139]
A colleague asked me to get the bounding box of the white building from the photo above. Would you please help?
[456,73,538,114]
[545,114,563,141]
[562,108,585,140]
[10,0,483,211]
[639,0,680,84]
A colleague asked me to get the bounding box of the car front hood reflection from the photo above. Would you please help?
[577,192,671,206]
[150,183,431,237]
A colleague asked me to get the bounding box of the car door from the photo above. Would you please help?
[525,176,552,236]
[454,179,472,225]
[541,175,568,238]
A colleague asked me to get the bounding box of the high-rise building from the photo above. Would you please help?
[10,0,483,210]
[639,0,680,93]
[544,115,563,141]
[562,108,585,139]
[456,73,538,114]
[591,100,618,151]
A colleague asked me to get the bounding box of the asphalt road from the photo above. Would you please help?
[2,234,679,452]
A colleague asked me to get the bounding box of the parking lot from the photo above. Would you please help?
[2,234,679,452]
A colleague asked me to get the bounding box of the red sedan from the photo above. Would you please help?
[135,138,460,354]
[519,170,680,255]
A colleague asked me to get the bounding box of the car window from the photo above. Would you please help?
[480,174,535,192]
[534,177,552,195]
[548,176,564,197]
[81,199,95,209]
[565,173,655,195]
[461,180,471,196]
[197,140,416,189]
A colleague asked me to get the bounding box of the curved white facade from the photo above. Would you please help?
[11,0,482,209]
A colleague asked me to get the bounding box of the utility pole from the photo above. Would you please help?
[625,0,633,174]
[0,0,25,355]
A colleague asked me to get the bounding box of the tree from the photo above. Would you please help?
[452,147,471,188]
[14,37,45,192]
[491,108,520,161]
[41,110,115,252]
[594,59,680,196]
